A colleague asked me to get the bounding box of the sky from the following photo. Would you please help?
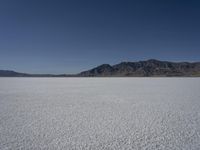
[0,0,200,74]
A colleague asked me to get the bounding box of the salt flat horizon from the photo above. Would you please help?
[0,78,200,149]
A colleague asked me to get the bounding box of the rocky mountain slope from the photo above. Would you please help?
[78,59,200,77]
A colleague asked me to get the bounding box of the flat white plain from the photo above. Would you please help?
[0,78,200,150]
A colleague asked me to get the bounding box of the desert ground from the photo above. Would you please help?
[0,78,200,149]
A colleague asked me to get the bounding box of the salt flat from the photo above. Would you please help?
[0,78,200,150]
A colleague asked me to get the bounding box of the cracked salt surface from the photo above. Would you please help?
[0,78,200,150]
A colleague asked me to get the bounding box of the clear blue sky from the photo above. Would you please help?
[0,0,200,74]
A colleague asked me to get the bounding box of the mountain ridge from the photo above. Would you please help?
[1,59,200,77]
[78,59,200,77]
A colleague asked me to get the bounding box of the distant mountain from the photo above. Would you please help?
[0,70,29,77]
[1,59,200,77]
[0,70,70,77]
[78,59,200,77]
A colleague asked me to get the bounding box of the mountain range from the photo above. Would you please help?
[1,59,200,77]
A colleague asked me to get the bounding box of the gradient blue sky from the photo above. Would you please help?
[0,0,200,74]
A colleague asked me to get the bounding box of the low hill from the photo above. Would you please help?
[0,70,29,77]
